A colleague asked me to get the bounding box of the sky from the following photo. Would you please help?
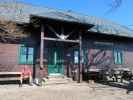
[18,0,133,29]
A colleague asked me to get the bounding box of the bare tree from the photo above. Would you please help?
[107,0,122,12]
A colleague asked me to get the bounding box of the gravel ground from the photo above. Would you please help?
[0,82,133,100]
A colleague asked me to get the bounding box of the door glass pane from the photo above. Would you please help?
[21,47,27,55]
[74,51,79,64]
[28,48,34,55]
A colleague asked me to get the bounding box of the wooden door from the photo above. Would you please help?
[48,48,64,75]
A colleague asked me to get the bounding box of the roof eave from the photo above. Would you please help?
[30,14,94,28]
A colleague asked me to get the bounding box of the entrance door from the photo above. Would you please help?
[48,48,64,75]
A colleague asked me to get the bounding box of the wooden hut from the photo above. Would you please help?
[0,2,133,83]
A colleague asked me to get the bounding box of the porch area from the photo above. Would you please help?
[33,15,93,83]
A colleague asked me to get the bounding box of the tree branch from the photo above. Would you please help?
[107,0,122,13]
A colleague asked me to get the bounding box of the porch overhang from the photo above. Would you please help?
[30,14,94,30]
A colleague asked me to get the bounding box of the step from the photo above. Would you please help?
[43,76,73,85]
[48,74,64,79]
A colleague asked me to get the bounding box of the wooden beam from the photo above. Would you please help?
[40,24,44,69]
[78,32,83,83]
[46,24,77,39]
[43,37,79,43]
[46,24,59,35]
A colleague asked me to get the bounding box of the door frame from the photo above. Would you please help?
[47,47,64,75]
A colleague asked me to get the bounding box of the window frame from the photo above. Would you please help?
[19,44,34,65]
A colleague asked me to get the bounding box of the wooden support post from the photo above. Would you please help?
[43,37,79,43]
[78,32,83,83]
[40,24,44,69]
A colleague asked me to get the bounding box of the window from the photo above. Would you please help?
[74,49,88,64]
[74,51,79,64]
[19,45,34,64]
[113,49,123,64]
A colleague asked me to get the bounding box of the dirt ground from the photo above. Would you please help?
[0,81,133,100]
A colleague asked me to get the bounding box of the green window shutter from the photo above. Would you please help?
[114,50,118,64]
[113,49,123,64]
[19,45,27,64]
[27,47,34,64]
[117,52,121,64]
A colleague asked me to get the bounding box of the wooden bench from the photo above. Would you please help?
[0,72,22,86]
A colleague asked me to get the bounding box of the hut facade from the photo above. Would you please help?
[0,2,133,82]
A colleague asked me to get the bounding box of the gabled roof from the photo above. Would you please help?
[0,1,133,38]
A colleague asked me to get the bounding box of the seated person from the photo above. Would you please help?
[21,65,32,85]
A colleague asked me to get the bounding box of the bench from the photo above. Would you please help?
[0,65,33,86]
[0,72,22,86]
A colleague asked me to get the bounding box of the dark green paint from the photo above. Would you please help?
[48,48,64,75]
[19,44,34,65]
